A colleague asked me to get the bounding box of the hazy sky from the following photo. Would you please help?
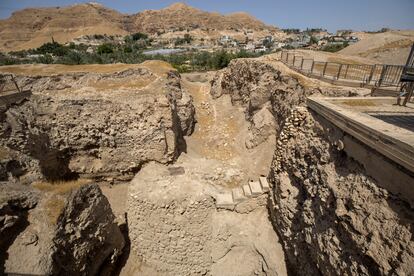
[1,0,413,32]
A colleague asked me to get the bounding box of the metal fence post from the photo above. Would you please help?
[367,65,376,84]
[293,55,296,67]
[344,65,349,79]
[336,64,343,80]
[378,65,388,87]
[310,60,315,74]
[322,62,328,76]
[300,58,304,70]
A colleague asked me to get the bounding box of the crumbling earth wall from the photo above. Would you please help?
[210,59,356,149]
[211,58,414,275]
[1,183,124,275]
[269,108,414,275]
[0,64,195,183]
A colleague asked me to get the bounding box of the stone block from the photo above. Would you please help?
[249,181,262,197]
[216,193,235,210]
[232,187,246,203]
[242,185,252,198]
[259,177,270,192]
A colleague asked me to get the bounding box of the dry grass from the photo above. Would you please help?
[0,146,10,160]
[327,57,365,65]
[33,179,92,195]
[44,196,66,224]
[90,77,155,91]
[34,179,92,224]
[361,39,414,56]
[339,99,377,107]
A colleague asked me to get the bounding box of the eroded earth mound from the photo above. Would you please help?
[0,61,195,183]
[212,57,414,275]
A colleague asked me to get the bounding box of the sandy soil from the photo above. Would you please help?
[0,60,174,77]
[290,49,377,65]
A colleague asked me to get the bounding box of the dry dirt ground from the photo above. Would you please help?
[290,49,377,65]
[339,30,414,65]
[181,72,276,183]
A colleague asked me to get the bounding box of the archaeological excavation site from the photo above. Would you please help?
[1,1,414,276]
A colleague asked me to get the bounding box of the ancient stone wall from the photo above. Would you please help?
[127,162,287,276]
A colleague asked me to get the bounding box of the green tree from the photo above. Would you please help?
[310,36,318,45]
[97,43,114,54]
[131,32,148,41]
[36,42,68,56]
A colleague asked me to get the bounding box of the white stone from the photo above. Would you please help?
[242,185,252,198]
[259,177,270,192]
[249,181,262,197]
[232,187,246,203]
[216,193,235,209]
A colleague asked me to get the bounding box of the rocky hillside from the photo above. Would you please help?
[0,61,195,184]
[0,2,279,52]
[0,3,127,52]
[128,3,276,33]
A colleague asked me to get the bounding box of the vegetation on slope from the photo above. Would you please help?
[0,39,265,72]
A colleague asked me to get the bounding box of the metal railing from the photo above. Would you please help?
[0,74,21,94]
[280,50,407,90]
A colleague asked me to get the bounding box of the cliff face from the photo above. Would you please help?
[0,62,195,183]
[211,58,414,275]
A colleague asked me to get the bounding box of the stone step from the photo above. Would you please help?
[259,177,270,192]
[249,180,263,197]
[216,193,235,210]
[232,187,246,203]
[242,184,252,198]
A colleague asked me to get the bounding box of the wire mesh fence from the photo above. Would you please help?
[279,50,408,90]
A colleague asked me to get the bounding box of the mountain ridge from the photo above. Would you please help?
[0,2,279,52]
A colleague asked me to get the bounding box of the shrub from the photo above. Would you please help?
[131,32,148,41]
[36,42,68,56]
[36,54,54,64]
[97,43,114,54]
[322,42,349,52]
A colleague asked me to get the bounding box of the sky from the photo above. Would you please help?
[0,0,413,32]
